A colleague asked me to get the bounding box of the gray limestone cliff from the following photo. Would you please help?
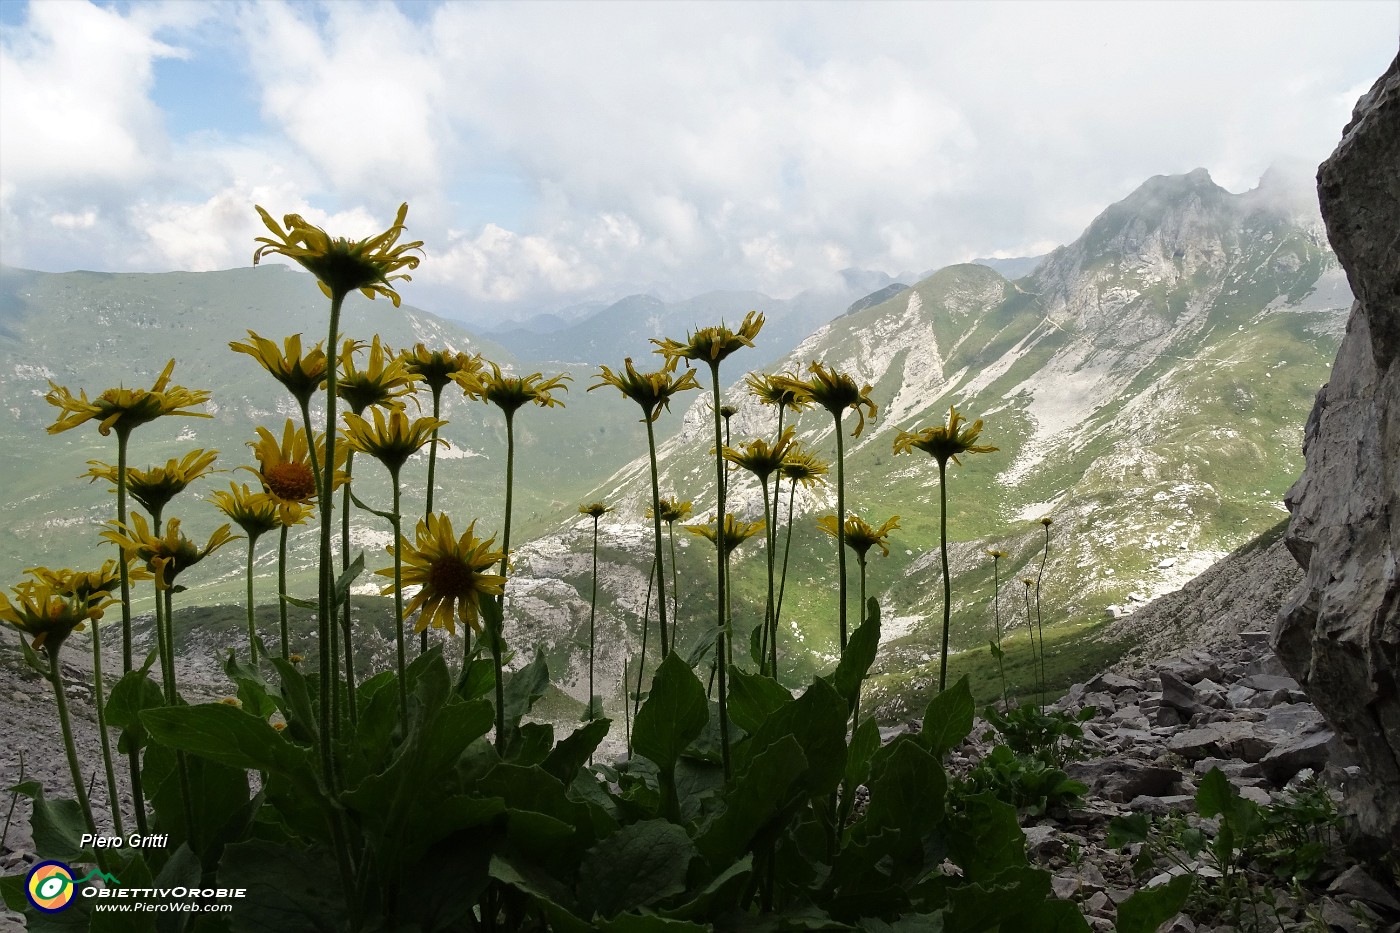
[1277,54,1400,853]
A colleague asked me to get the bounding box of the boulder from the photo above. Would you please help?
[1277,54,1400,853]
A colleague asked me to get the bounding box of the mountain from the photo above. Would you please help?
[496,168,1349,713]
[487,281,887,370]
[969,255,1049,279]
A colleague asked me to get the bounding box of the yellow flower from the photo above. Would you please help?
[778,444,830,488]
[745,370,813,413]
[647,497,693,524]
[342,407,446,475]
[1021,578,1035,588]
[579,502,612,519]
[46,359,211,437]
[817,513,901,558]
[220,696,242,708]
[337,336,418,414]
[289,654,305,664]
[589,357,701,422]
[229,331,328,405]
[23,561,143,615]
[986,549,1009,560]
[208,482,282,542]
[722,427,796,481]
[400,344,482,394]
[102,513,238,591]
[465,361,570,415]
[252,202,423,305]
[1039,516,1053,528]
[0,580,104,651]
[775,362,877,437]
[378,514,506,635]
[85,448,220,518]
[244,420,347,516]
[272,721,288,732]
[652,311,765,366]
[892,405,998,467]
[684,515,766,557]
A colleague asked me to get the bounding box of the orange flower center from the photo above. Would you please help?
[264,461,316,501]
[427,556,473,598]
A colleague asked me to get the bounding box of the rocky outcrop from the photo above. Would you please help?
[1278,55,1400,853]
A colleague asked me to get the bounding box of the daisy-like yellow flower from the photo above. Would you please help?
[589,357,701,422]
[775,362,878,437]
[986,549,1009,560]
[229,332,328,406]
[1039,516,1053,528]
[337,336,418,414]
[244,420,347,516]
[85,449,220,519]
[102,514,238,591]
[25,560,147,605]
[46,359,211,437]
[252,202,423,305]
[817,513,901,559]
[684,515,766,557]
[463,361,570,414]
[779,445,830,487]
[647,497,693,524]
[745,370,813,414]
[342,407,446,475]
[722,427,796,481]
[579,502,612,519]
[0,581,107,651]
[400,344,482,395]
[208,482,282,542]
[378,514,506,635]
[652,311,765,366]
[892,406,998,466]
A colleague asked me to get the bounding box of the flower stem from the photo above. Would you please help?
[937,458,950,693]
[492,410,516,754]
[992,557,1007,709]
[88,621,123,837]
[245,538,259,663]
[423,388,444,656]
[667,523,680,647]
[587,515,600,720]
[645,416,670,658]
[48,648,99,843]
[835,420,849,650]
[1035,525,1051,710]
[391,474,407,731]
[164,588,198,846]
[774,479,797,633]
[340,450,358,727]
[759,474,776,678]
[317,293,343,785]
[278,524,290,659]
[113,427,147,833]
[634,556,656,738]
[708,362,732,781]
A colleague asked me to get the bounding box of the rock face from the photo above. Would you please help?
[1278,55,1400,853]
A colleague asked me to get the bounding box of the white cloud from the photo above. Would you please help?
[1,0,1396,320]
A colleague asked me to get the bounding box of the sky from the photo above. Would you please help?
[1,0,1396,326]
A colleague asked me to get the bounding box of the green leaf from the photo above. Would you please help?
[843,717,881,794]
[726,668,793,735]
[270,657,318,742]
[105,667,164,754]
[633,652,708,774]
[1115,874,1194,933]
[919,675,974,758]
[18,784,89,862]
[600,917,711,933]
[658,854,753,922]
[544,719,612,784]
[141,703,320,792]
[1105,813,1151,848]
[332,552,364,608]
[456,653,496,702]
[280,593,317,611]
[825,599,881,707]
[512,722,556,766]
[502,649,550,736]
[578,819,699,918]
[696,734,807,864]
[218,839,346,932]
[737,678,849,798]
[947,792,1028,881]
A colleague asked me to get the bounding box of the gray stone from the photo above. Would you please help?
[1160,669,1206,715]
[1252,729,1335,786]
[1328,865,1400,912]
[1277,54,1400,854]
[1126,794,1195,815]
